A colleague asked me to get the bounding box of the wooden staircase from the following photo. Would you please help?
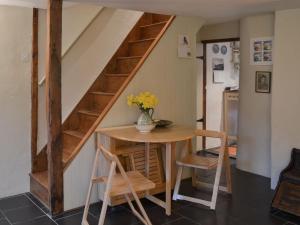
[30,13,174,209]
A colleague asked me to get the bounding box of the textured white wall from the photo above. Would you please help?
[0,6,32,198]
[271,8,300,188]
[37,5,103,151]
[197,20,240,42]
[237,14,274,178]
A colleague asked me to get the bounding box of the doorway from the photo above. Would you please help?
[196,38,240,158]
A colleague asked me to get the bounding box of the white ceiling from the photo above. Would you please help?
[1,0,300,23]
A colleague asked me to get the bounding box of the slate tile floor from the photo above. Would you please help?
[0,167,299,225]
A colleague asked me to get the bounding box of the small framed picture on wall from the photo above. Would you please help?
[250,37,273,65]
[255,71,271,93]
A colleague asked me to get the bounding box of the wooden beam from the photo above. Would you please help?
[31,8,39,172]
[202,43,207,149]
[45,0,63,215]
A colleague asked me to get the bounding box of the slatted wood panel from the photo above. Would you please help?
[111,143,165,206]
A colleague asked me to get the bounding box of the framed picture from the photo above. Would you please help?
[255,71,271,93]
[250,37,273,65]
[212,58,224,71]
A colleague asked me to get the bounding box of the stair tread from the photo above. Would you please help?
[63,147,73,164]
[128,38,155,44]
[140,21,168,28]
[78,109,100,117]
[117,55,143,60]
[89,91,115,96]
[64,130,85,139]
[30,171,49,189]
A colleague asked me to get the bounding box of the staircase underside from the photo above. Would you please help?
[30,13,174,209]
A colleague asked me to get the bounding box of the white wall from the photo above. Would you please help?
[37,5,103,150]
[271,8,300,188]
[206,42,239,148]
[197,20,240,42]
[0,6,32,198]
[237,14,274,178]
[65,15,205,210]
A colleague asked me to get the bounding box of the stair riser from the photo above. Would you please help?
[115,58,140,74]
[140,24,165,39]
[99,76,127,93]
[30,176,49,208]
[78,114,97,133]
[129,40,153,56]
[89,94,114,112]
[63,133,81,149]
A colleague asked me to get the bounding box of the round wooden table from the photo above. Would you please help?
[96,125,195,215]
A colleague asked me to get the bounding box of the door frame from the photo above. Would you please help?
[201,38,240,149]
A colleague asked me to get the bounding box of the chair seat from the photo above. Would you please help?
[103,171,155,197]
[177,154,218,170]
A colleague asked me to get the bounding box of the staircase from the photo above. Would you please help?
[30,13,174,208]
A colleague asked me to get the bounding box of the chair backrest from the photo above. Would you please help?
[98,144,130,180]
[195,129,226,147]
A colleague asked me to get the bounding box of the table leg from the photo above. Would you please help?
[145,143,150,195]
[165,142,172,216]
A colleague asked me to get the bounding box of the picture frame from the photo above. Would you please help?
[250,37,273,65]
[255,71,271,93]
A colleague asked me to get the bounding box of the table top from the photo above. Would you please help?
[96,125,195,143]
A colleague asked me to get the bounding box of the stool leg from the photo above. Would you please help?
[173,166,183,201]
[82,149,100,225]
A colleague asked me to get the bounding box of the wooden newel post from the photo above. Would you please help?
[31,8,39,172]
[45,0,63,215]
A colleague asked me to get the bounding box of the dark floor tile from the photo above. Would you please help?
[101,208,140,225]
[0,195,34,211]
[0,219,10,225]
[52,207,84,220]
[0,211,4,220]
[88,202,126,218]
[56,213,96,225]
[4,205,44,224]
[25,193,49,211]
[145,206,182,225]
[165,217,200,225]
[15,216,57,225]
[176,203,238,225]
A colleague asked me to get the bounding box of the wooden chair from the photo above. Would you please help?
[172,130,230,210]
[82,145,155,225]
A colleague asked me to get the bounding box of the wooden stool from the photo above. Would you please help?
[172,130,231,210]
[82,145,155,225]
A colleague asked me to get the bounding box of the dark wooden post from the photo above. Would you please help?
[45,0,63,215]
[31,8,39,172]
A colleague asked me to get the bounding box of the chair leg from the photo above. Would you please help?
[82,149,100,225]
[224,146,232,193]
[98,191,109,225]
[125,194,149,225]
[173,166,183,201]
[210,154,224,210]
[98,162,116,225]
[131,192,152,225]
